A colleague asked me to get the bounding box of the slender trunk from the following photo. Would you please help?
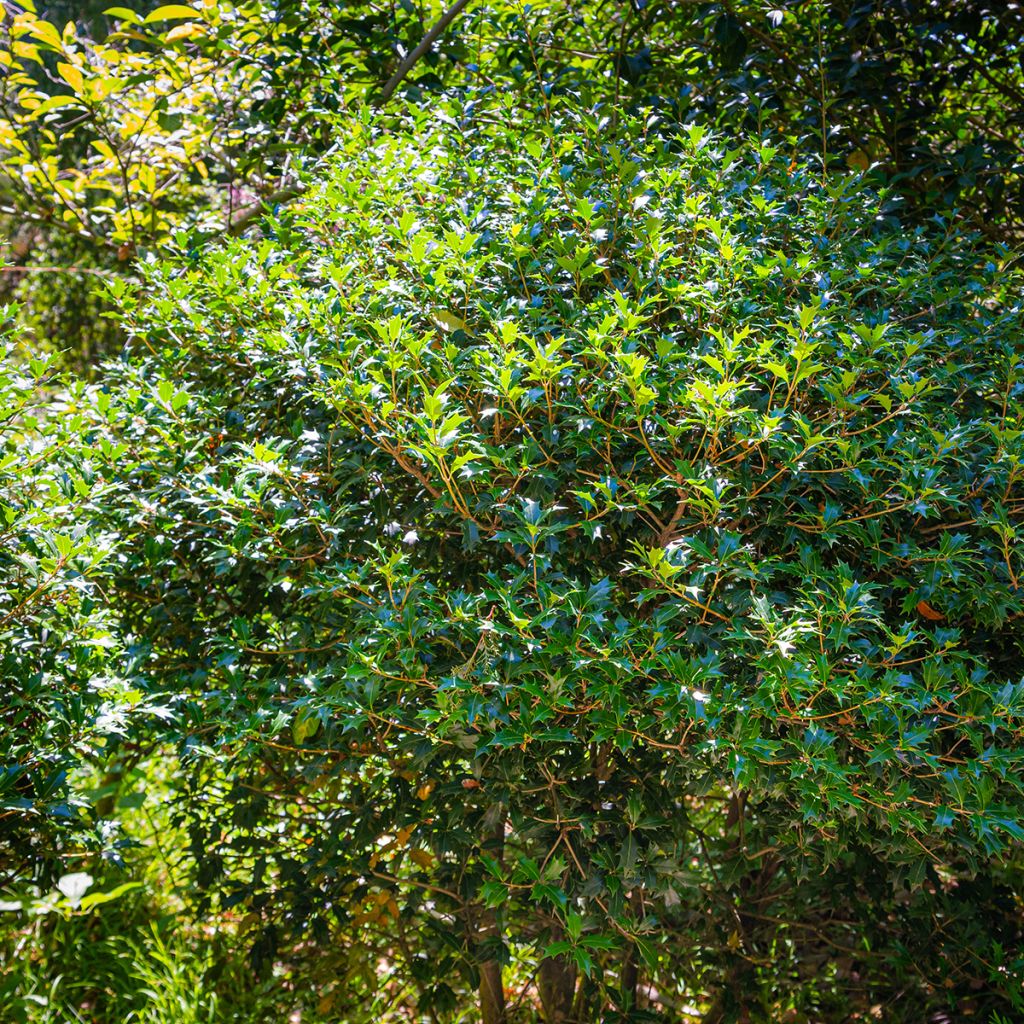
[538,942,577,1022]
[478,816,506,1024]
[479,923,505,1024]
[702,957,754,1024]
[620,946,639,1011]
[619,888,643,1011]
[570,971,598,1023]
[704,793,767,1024]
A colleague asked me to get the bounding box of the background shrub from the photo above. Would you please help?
[0,320,122,884]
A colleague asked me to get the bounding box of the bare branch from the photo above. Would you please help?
[226,185,306,236]
[375,0,474,106]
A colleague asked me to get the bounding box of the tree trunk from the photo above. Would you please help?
[478,815,506,1024]
[538,949,577,1022]
[478,906,505,1024]
[620,944,639,1011]
[618,887,643,1011]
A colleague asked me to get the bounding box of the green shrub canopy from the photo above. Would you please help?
[0,338,120,880]
[82,102,1024,1019]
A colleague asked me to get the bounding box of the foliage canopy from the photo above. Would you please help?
[1,2,1024,1022]
[76,102,1024,1020]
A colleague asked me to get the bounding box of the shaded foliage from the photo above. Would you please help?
[0,327,121,884]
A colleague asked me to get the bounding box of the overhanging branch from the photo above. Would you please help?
[227,0,474,236]
[375,0,474,106]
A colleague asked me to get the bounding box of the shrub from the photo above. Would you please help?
[0,321,120,883]
[95,102,1024,1021]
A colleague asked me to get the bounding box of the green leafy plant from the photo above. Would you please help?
[86,98,1024,1021]
[0,316,126,884]
[0,899,283,1024]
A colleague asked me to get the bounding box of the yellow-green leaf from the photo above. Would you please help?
[77,881,144,911]
[103,6,142,22]
[292,708,320,745]
[432,311,470,334]
[27,18,63,50]
[56,62,83,93]
[12,41,43,63]
[31,94,81,117]
[165,22,207,42]
[91,138,117,161]
[144,4,200,22]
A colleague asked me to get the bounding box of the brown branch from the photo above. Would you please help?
[226,185,306,236]
[375,0,474,106]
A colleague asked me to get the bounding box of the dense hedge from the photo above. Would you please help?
[84,101,1024,1021]
[6,99,1019,1019]
[0,328,119,882]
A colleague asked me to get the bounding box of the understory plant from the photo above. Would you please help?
[90,97,1024,1022]
[0,315,126,886]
